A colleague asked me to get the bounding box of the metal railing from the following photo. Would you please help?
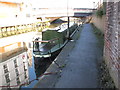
[33,38,61,54]
[0,22,48,38]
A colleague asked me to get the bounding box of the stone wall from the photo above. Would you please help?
[104,1,120,89]
[92,15,106,33]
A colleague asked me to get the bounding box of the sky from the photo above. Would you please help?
[1,0,102,8]
[31,0,102,8]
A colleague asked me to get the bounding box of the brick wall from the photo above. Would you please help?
[104,1,120,88]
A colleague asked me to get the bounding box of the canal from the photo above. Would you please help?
[22,22,69,88]
[0,21,67,89]
[0,17,80,89]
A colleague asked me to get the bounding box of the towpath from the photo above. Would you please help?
[34,24,103,88]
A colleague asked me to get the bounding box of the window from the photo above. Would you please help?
[3,64,7,69]
[24,71,27,79]
[14,59,17,64]
[14,59,18,68]
[14,64,18,68]
[5,74,10,83]
[16,73,19,77]
[15,69,19,77]
[24,66,26,71]
[15,69,18,73]
[3,64,9,73]
[4,69,9,73]
[16,78,20,85]
[24,74,27,79]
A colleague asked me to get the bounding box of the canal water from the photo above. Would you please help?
[0,22,65,89]
[0,18,78,89]
[22,22,66,88]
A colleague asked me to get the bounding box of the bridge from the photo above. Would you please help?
[32,8,94,18]
[0,7,94,38]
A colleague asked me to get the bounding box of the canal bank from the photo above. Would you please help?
[34,23,103,88]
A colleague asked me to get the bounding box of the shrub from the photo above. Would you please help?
[96,9,104,17]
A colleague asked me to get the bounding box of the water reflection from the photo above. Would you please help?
[34,57,50,78]
[0,22,68,89]
[0,42,29,89]
[0,42,39,89]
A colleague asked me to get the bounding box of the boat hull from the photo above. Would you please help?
[33,47,62,71]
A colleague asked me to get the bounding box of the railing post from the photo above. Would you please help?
[67,16,70,39]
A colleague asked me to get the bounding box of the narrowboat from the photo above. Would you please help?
[32,23,78,62]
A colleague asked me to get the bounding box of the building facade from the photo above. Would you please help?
[0,52,29,88]
[0,42,29,89]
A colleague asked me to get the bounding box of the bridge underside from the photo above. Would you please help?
[36,12,92,22]
[73,13,92,17]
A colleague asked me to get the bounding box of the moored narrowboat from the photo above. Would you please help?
[32,23,78,61]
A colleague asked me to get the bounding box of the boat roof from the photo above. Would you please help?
[42,26,60,32]
[42,22,75,33]
[58,22,74,32]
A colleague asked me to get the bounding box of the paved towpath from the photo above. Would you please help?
[55,24,103,88]
[34,24,103,88]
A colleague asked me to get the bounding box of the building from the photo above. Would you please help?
[0,0,33,19]
[0,42,29,89]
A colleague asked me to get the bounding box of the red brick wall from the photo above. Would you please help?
[104,1,120,88]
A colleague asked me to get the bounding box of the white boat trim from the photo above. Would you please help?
[33,53,51,58]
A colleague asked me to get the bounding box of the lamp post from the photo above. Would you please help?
[93,2,95,13]
[93,2,95,9]
[67,0,70,39]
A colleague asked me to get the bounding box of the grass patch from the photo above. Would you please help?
[91,23,104,48]
[99,60,116,88]
[91,23,116,88]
